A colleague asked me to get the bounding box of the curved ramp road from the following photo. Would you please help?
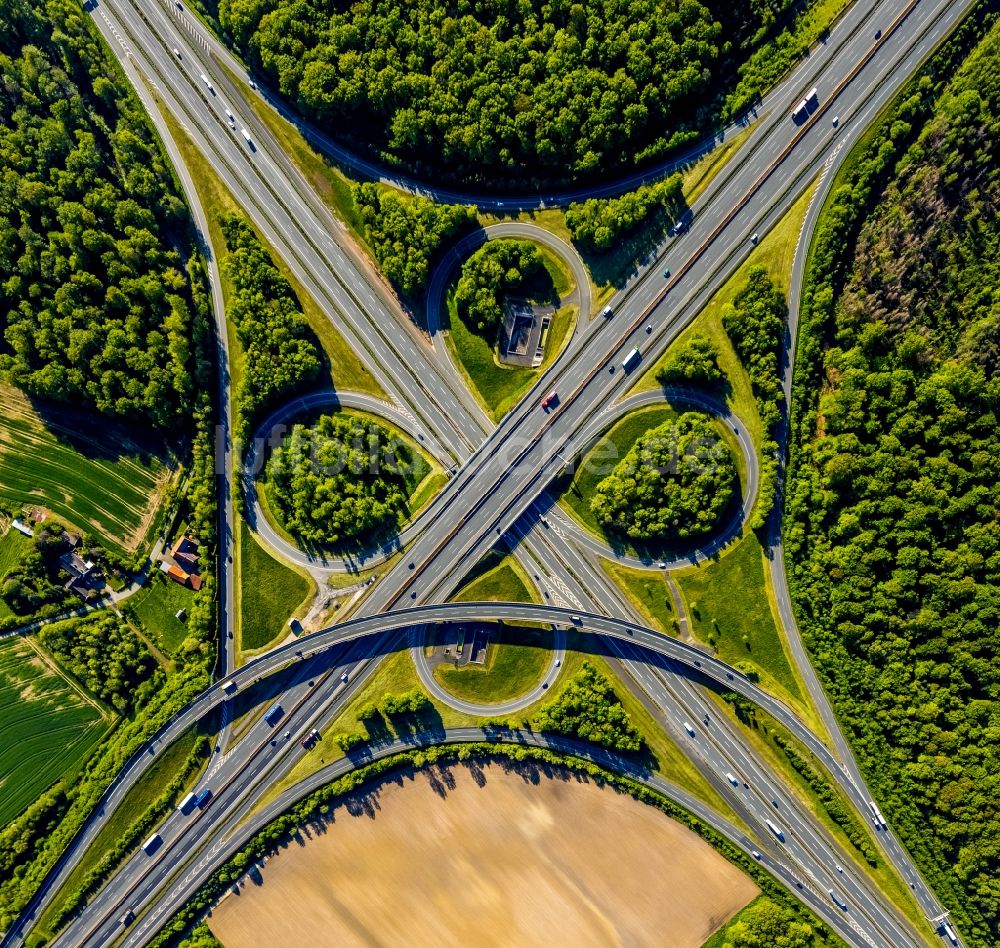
[9,0,975,945]
[113,728,884,948]
[155,0,897,210]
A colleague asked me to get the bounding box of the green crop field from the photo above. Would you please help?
[0,386,175,556]
[0,636,112,827]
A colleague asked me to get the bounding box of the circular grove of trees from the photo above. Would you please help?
[590,412,737,542]
[454,239,546,335]
[264,413,420,547]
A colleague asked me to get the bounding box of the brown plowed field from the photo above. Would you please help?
[209,760,756,947]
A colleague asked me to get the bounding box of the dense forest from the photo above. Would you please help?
[530,662,643,752]
[591,413,736,542]
[566,174,684,250]
[265,412,418,546]
[0,0,197,427]
[354,184,474,296]
[220,215,322,440]
[454,239,545,334]
[786,18,1000,944]
[218,0,813,186]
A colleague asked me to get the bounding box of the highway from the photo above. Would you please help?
[42,602,928,947]
[4,0,976,944]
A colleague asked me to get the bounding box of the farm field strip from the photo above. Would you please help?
[0,637,111,826]
[0,388,172,552]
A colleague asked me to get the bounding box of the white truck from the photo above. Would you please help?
[178,791,197,815]
[142,832,162,855]
[868,800,887,830]
[683,722,696,738]
[241,127,254,149]
[622,347,641,372]
[765,819,785,841]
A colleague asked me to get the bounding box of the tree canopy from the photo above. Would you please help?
[0,0,196,426]
[531,661,643,753]
[656,333,724,387]
[218,0,808,186]
[454,239,545,335]
[722,265,786,528]
[354,183,474,297]
[591,412,736,542]
[265,413,420,546]
[39,613,162,716]
[786,19,1000,942]
[566,175,684,251]
[219,215,322,440]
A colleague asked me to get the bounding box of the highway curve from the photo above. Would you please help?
[118,727,875,948]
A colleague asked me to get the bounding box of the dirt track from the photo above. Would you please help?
[209,760,757,947]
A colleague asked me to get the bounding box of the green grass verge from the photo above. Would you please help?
[0,637,111,827]
[159,98,385,401]
[432,625,551,704]
[0,385,174,558]
[237,519,314,656]
[258,641,742,831]
[600,560,678,636]
[217,61,370,251]
[636,180,819,449]
[681,126,754,206]
[536,244,575,298]
[444,290,577,422]
[128,574,200,655]
[34,726,206,938]
[433,555,547,703]
[452,555,539,605]
[674,533,803,707]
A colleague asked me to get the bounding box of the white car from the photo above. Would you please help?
[173,47,181,58]
[341,672,349,683]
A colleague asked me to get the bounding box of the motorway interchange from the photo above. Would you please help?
[3,0,977,946]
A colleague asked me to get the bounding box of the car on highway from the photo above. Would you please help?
[832,115,840,127]
[341,672,349,683]
[120,909,135,927]
[540,390,558,410]
[602,305,614,318]
[645,324,652,333]
[663,267,671,278]
[751,232,759,244]
[173,47,181,58]
[683,722,696,737]
[225,108,236,127]
[875,28,882,39]
[751,850,761,860]
[200,73,214,94]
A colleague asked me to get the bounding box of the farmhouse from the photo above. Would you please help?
[160,533,203,590]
